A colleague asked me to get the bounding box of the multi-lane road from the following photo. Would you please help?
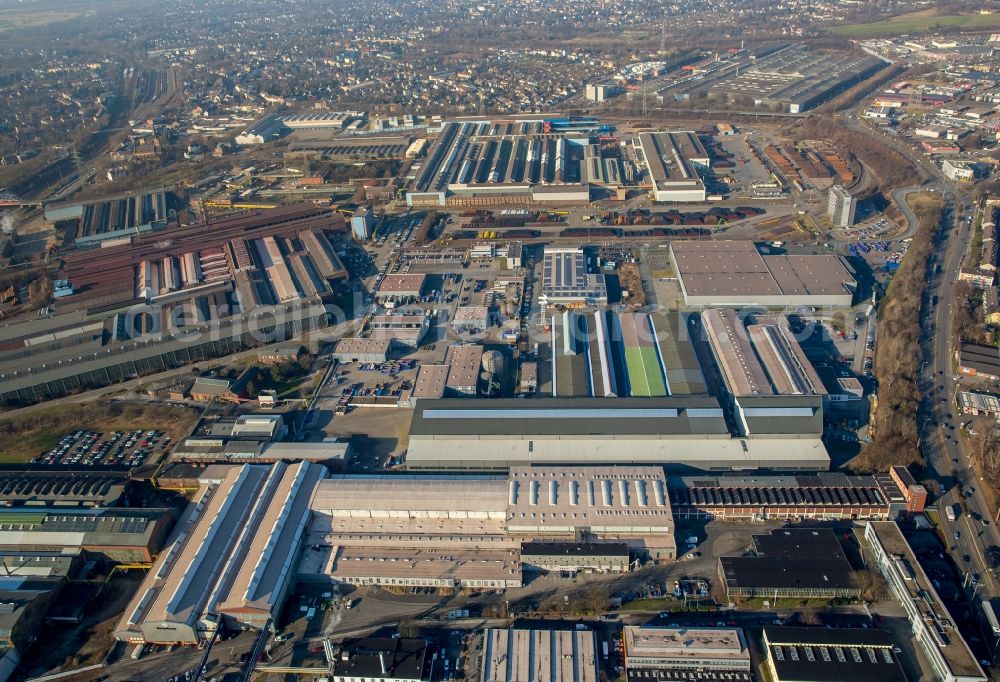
[918,192,1000,597]
[847,109,1000,614]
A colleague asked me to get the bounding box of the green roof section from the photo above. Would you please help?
[0,512,47,526]
[625,346,667,397]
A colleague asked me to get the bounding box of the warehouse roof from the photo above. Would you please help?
[671,242,855,299]
[720,556,857,592]
[412,364,451,399]
[669,472,899,509]
[0,469,127,506]
[551,312,591,397]
[115,463,326,642]
[736,395,824,436]
[624,626,748,665]
[191,376,231,396]
[506,466,672,531]
[702,308,773,397]
[327,546,520,582]
[375,273,427,295]
[752,528,849,560]
[331,638,428,681]
[637,132,706,191]
[334,337,393,356]
[310,467,672,532]
[445,343,484,389]
[312,473,508,514]
[521,542,629,557]
[0,507,170,549]
[763,627,907,682]
[960,342,1000,375]
[217,462,327,617]
[409,397,728,437]
[721,528,855,593]
[649,313,707,395]
[481,629,598,682]
[764,255,855,297]
[626,670,754,681]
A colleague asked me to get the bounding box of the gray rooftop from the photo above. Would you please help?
[409,397,728,437]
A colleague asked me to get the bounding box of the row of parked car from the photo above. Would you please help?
[32,429,169,467]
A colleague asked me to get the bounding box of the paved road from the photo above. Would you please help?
[839,116,999,568]
[890,184,941,242]
[916,192,1000,598]
[841,112,1000,623]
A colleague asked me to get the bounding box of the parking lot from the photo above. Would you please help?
[31,428,170,467]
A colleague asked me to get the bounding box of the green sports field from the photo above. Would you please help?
[625,346,667,397]
[831,13,1000,37]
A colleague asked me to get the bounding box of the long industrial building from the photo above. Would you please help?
[703,308,826,398]
[0,470,128,508]
[660,44,887,114]
[0,507,173,563]
[865,522,987,682]
[299,466,676,590]
[671,242,856,308]
[0,300,329,404]
[407,118,606,206]
[550,311,707,398]
[707,45,888,113]
[44,188,170,247]
[114,461,326,644]
[746,318,826,398]
[636,132,708,202]
[404,398,829,471]
[668,467,926,521]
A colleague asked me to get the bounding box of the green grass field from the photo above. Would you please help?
[831,13,1000,37]
[625,346,667,397]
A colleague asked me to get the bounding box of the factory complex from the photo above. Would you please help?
[302,466,677,591]
[402,296,869,473]
[0,204,346,404]
[406,116,714,206]
[99,457,939,648]
[111,464,676,646]
[659,44,888,114]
